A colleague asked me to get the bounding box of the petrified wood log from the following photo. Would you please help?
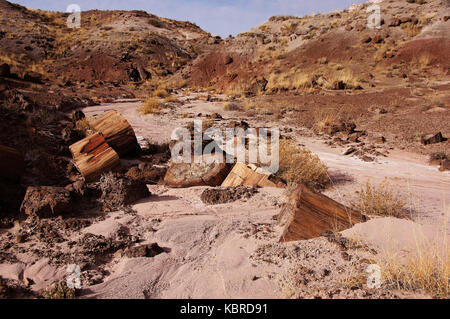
[277,184,367,242]
[89,110,139,157]
[69,133,122,182]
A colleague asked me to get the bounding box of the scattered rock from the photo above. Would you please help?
[98,172,151,212]
[20,186,73,218]
[421,132,446,145]
[209,113,223,120]
[372,35,384,44]
[389,18,401,27]
[362,36,372,43]
[124,243,165,258]
[224,56,233,65]
[200,186,258,205]
[343,147,357,156]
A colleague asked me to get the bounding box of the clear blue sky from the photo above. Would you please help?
[12,0,367,37]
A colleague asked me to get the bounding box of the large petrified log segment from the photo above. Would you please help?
[221,162,285,188]
[69,133,122,182]
[277,184,367,242]
[164,155,232,188]
[0,145,25,182]
[89,110,140,157]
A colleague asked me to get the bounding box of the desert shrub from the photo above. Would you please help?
[378,242,449,298]
[351,180,407,218]
[153,88,169,98]
[42,281,76,299]
[140,97,162,114]
[164,96,179,103]
[317,57,329,64]
[404,22,421,37]
[223,102,243,111]
[277,139,329,189]
[415,54,433,69]
[326,69,360,90]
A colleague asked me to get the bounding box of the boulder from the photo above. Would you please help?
[277,184,367,242]
[421,132,446,145]
[164,156,232,188]
[99,173,151,212]
[20,186,73,218]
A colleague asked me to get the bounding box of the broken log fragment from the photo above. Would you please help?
[277,184,367,242]
[89,110,140,157]
[0,145,25,182]
[69,133,122,182]
[221,162,285,188]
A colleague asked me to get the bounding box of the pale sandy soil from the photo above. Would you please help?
[78,95,450,298]
[1,94,447,299]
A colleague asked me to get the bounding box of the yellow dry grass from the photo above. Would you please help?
[140,97,162,114]
[278,139,329,189]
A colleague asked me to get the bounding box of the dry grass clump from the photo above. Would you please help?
[277,139,329,189]
[153,88,169,98]
[374,204,449,299]
[326,69,360,90]
[413,54,433,69]
[313,108,342,133]
[404,22,421,37]
[267,71,317,91]
[223,102,243,111]
[378,241,449,298]
[351,180,407,218]
[42,281,76,299]
[140,97,162,114]
[164,96,179,103]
